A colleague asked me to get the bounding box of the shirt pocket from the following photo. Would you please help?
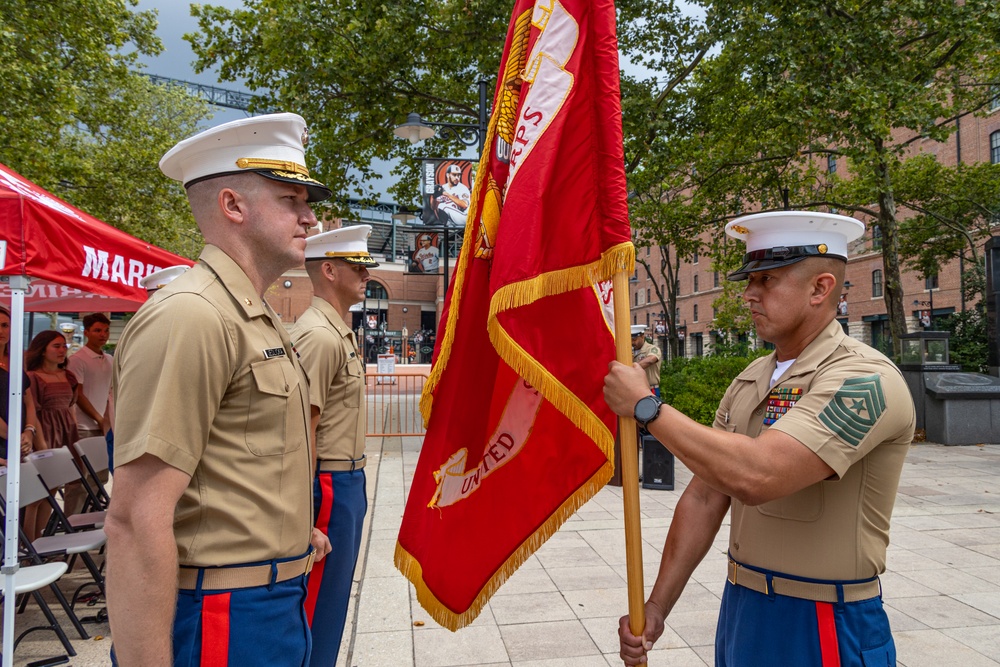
[246,357,302,456]
[756,483,824,522]
[342,356,364,408]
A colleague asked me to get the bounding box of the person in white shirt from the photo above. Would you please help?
[65,312,113,513]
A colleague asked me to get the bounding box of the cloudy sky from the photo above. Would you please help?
[133,0,250,127]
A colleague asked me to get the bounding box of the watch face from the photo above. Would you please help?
[635,396,660,424]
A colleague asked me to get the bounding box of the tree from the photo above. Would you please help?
[0,0,211,257]
[672,0,1000,357]
[186,0,707,210]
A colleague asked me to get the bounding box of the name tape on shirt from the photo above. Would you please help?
[263,347,286,359]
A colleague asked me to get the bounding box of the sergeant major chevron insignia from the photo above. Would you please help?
[819,374,885,446]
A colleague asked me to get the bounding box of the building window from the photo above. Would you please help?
[693,304,699,322]
[675,308,680,323]
[634,291,639,306]
[646,288,651,303]
[827,155,837,173]
[872,269,883,298]
[713,271,719,288]
[712,306,718,319]
[365,281,388,300]
[693,275,699,293]
[872,226,883,251]
[646,246,650,256]
[990,86,1000,112]
[925,274,939,290]
[992,130,1000,165]
[693,249,699,264]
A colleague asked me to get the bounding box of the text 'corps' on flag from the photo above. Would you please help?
[394,0,633,630]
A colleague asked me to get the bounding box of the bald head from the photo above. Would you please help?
[788,257,846,312]
[186,173,262,228]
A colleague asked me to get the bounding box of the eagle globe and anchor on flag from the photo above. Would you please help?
[395,0,639,634]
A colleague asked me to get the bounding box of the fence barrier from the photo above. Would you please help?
[365,369,429,437]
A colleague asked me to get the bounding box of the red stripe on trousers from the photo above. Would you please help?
[304,474,335,624]
[200,592,231,666]
[815,601,841,667]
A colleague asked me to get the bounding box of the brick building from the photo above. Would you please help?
[630,100,1000,357]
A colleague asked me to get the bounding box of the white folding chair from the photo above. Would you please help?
[70,436,111,510]
[0,561,77,661]
[0,465,92,642]
[2,460,107,620]
[27,448,106,531]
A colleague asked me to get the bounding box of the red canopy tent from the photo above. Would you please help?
[0,161,193,661]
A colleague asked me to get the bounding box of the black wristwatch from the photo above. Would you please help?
[633,395,663,430]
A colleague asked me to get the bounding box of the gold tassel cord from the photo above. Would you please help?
[394,459,613,632]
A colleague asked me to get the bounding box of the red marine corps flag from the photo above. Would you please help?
[395,0,633,629]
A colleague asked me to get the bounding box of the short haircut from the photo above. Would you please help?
[83,313,111,330]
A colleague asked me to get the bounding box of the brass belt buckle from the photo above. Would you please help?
[305,550,316,575]
[728,561,738,586]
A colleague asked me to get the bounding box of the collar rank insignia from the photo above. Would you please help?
[263,347,286,359]
[763,387,802,425]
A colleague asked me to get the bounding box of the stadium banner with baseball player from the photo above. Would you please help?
[420,159,476,227]
[396,0,633,630]
[409,231,442,274]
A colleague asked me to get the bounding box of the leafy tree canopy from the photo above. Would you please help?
[0,0,212,257]
[187,0,703,209]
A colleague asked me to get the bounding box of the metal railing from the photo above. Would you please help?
[365,370,429,437]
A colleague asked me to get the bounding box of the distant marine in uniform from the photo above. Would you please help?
[290,224,377,667]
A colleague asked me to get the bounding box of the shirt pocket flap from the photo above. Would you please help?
[250,358,297,397]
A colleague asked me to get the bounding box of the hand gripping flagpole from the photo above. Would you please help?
[612,268,646,643]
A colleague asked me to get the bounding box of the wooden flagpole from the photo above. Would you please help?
[612,268,646,642]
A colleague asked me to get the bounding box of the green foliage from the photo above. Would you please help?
[187,1,704,209]
[0,0,212,258]
[941,308,988,374]
[627,0,1000,355]
[660,349,768,425]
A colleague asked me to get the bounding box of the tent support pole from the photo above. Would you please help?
[3,274,30,667]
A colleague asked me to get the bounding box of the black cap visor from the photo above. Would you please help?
[184,169,332,203]
[727,245,845,281]
[257,169,332,203]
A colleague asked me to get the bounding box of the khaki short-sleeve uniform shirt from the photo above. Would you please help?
[633,340,662,388]
[113,245,314,567]
[289,298,366,461]
[715,319,915,581]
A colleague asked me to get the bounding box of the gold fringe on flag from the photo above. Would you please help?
[487,241,635,457]
[394,458,613,631]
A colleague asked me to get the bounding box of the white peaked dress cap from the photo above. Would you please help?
[725,211,866,280]
[140,265,190,291]
[305,225,379,267]
[159,112,331,203]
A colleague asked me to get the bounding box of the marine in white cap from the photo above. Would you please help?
[605,211,915,667]
[629,324,662,396]
[288,224,376,666]
[106,113,332,667]
[139,264,191,293]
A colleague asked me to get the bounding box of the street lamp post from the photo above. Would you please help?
[393,80,490,155]
[393,80,490,344]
